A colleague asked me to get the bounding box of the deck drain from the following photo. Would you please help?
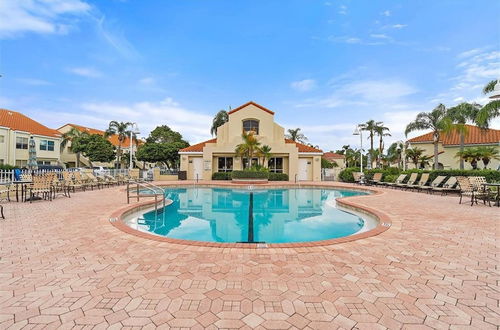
[381,222,391,227]
[257,243,268,248]
[109,217,118,223]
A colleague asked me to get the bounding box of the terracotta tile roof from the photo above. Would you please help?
[323,152,345,160]
[179,138,323,153]
[408,125,500,146]
[179,138,217,152]
[0,109,61,138]
[63,123,139,147]
[228,101,275,115]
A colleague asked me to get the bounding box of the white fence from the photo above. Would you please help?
[0,168,130,183]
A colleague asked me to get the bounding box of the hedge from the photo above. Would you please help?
[268,173,289,181]
[338,167,361,182]
[212,172,232,180]
[231,170,268,179]
[0,164,17,170]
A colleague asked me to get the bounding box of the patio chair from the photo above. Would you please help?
[430,176,459,195]
[368,172,383,185]
[85,172,104,189]
[73,172,91,190]
[457,176,491,206]
[0,184,11,202]
[62,171,85,192]
[407,173,430,191]
[385,174,407,188]
[28,175,52,203]
[0,204,4,219]
[469,176,495,205]
[80,172,100,190]
[104,174,119,186]
[420,175,446,193]
[395,173,418,190]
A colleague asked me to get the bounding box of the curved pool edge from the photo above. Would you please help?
[109,182,392,249]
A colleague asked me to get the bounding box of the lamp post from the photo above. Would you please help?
[396,140,407,170]
[128,123,140,170]
[353,125,363,173]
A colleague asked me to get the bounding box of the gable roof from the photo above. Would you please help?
[0,109,61,138]
[408,125,500,146]
[180,138,322,153]
[62,123,138,147]
[323,152,345,160]
[228,101,275,116]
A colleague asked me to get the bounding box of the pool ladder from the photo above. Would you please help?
[127,180,166,214]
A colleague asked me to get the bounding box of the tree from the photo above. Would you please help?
[405,104,450,170]
[285,128,307,143]
[447,102,481,169]
[360,120,382,168]
[60,127,89,167]
[475,146,500,169]
[81,134,116,164]
[105,121,132,168]
[477,80,500,128]
[257,145,272,167]
[136,125,189,169]
[374,123,391,168]
[405,147,425,169]
[211,110,229,136]
[455,148,481,170]
[235,131,261,168]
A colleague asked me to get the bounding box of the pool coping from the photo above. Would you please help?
[109,182,391,249]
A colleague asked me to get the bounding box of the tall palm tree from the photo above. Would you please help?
[477,80,500,128]
[235,132,261,168]
[405,147,425,169]
[405,104,450,170]
[257,145,272,167]
[105,121,132,169]
[374,123,391,168]
[446,102,481,169]
[360,120,382,168]
[60,127,89,167]
[285,128,307,143]
[211,110,229,136]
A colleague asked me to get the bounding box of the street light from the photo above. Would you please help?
[353,125,363,173]
[129,123,140,170]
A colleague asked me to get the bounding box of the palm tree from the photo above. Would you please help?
[285,128,307,143]
[475,146,500,169]
[211,110,229,136]
[455,148,481,170]
[446,102,481,169]
[257,145,272,167]
[405,104,450,170]
[60,127,89,167]
[235,131,261,168]
[374,123,391,168]
[405,147,425,169]
[477,80,500,128]
[105,121,132,169]
[360,120,382,168]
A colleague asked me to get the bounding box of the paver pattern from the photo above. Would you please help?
[0,181,498,329]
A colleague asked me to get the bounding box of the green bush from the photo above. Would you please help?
[338,167,361,182]
[0,164,17,170]
[231,170,269,179]
[268,173,289,181]
[212,172,232,180]
[384,174,399,183]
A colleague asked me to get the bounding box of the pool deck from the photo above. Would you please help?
[0,181,498,329]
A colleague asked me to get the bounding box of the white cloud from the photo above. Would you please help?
[68,67,103,78]
[94,15,139,59]
[290,79,316,92]
[139,77,155,85]
[0,0,91,38]
[370,34,390,40]
[382,10,391,16]
[339,5,347,15]
[391,24,407,29]
[17,78,52,86]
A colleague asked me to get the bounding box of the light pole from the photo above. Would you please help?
[128,123,140,170]
[396,140,407,170]
[353,125,363,173]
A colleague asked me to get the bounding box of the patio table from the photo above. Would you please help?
[481,183,500,207]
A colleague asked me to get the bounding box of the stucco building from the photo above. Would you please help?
[179,101,323,181]
[0,109,61,167]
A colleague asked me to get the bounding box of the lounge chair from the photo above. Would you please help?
[104,174,119,186]
[457,176,491,206]
[407,173,430,191]
[395,173,418,190]
[385,174,407,188]
[430,176,459,195]
[62,171,85,192]
[368,172,383,185]
[352,172,363,184]
[420,175,446,193]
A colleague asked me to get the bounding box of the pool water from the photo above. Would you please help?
[128,187,368,244]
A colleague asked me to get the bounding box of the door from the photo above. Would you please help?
[298,158,309,181]
[191,158,203,180]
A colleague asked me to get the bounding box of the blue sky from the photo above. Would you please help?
[1,0,499,151]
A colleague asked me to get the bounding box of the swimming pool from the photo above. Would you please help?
[125,187,372,244]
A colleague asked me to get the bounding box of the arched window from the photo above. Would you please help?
[242,119,259,134]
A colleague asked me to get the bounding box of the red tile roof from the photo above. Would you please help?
[0,109,61,138]
[62,123,139,147]
[180,138,322,153]
[228,101,275,115]
[408,125,500,146]
[323,152,345,160]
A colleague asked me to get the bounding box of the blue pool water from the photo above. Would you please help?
[128,187,368,244]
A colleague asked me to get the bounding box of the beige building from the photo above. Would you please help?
[179,101,323,181]
[0,109,62,167]
[407,125,500,170]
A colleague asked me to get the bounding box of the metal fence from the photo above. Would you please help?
[0,168,130,183]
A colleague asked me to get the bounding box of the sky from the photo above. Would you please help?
[1,0,499,152]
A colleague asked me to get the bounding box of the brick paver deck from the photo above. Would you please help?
[0,181,498,329]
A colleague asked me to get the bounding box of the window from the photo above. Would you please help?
[40,139,55,151]
[0,135,4,143]
[243,157,259,169]
[217,157,233,172]
[16,137,28,149]
[37,160,52,165]
[0,159,4,165]
[15,160,28,167]
[242,119,259,135]
[268,157,283,173]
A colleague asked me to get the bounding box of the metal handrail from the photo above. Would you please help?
[127,180,166,214]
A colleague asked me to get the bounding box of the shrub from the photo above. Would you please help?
[268,173,289,181]
[212,172,232,180]
[0,164,17,170]
[384,174,398,183]
[231,170,268,179]
[338,167,361,182]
